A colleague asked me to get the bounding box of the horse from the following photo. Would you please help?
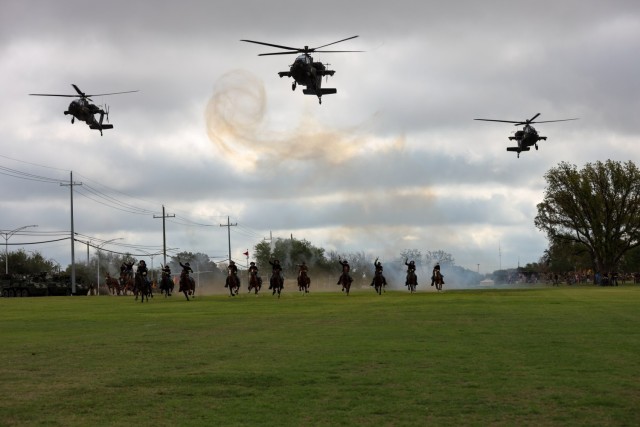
[372,272,385,295]
[433,270,444,292]
[248,271,262,295]
[105,273,121,295]
[297,271,310,294]
[269,271,284,298]
[179,271,195,301]
[159,273,174,297]
[119,272,135,295]
[135,272,151,303]
[338,272,352,296]
[406,270,417,293]
[226,271,240,297]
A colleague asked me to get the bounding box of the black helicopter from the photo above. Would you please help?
[30,84,138,136]
[241,36,362,104]
[474,113,579,158]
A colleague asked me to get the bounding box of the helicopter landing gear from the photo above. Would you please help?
[71,117,75,124]
[318,97,322,105]
[535,144,538,150]
[292,82,296,91]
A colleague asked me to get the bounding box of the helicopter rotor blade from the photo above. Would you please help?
[527,113,541,123]
[474,119,522,124]
[257,51,302,56]
[29,93,81,97]
[530,118,580,124]
[84,90,139,97]
[71,84,86,97]
[312,35,359,50]
[313,50,364,53]
[241,39,300,51]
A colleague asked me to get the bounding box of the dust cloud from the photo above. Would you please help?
[205,69,404,171]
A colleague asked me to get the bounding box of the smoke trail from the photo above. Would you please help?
[205,69,404,171]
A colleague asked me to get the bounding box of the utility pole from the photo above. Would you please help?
[220,216,237,264]
[264,230,273,251]
[153,205,175,266]
[60,171,82,294]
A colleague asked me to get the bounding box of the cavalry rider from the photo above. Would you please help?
[297,261,309,279]
[371,257,388,287]
[268,259,283,289]
[405,259,417,287]
[248,261,262,287]
[179,261,193,282]
[120,260,135,279]
[161,264,172,294]
[431,262,445,286]
[225,260,240,288]
[137,260,150,285]
[337,258,353,289]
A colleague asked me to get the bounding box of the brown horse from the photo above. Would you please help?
[105,273,121,295]
[297,271,310,294]
[119,272,135,295]
[433,270,444,291]
[179,272,195,301]
[248,271,262,295]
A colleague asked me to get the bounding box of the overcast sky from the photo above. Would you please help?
[1,0,638,275]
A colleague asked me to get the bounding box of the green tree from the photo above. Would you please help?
[535,160,640,275]
[424,250,455,268]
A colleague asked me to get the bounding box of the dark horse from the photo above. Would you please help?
[270,271,284,298]
[248,271,262,295]
[406,271,417,293]
[135,272,152,303]
[179,271,195,301]
[298,271,310,294]
[226,271,240,297]
[338,272,352,296]
[372,271,385,295]
[160,274,174,297]
[433,270,444,292]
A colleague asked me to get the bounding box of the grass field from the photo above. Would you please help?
[1,286,639,426]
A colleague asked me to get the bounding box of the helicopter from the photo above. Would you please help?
[29,84,138,136]
[241,36,362,104]
[474,113,579,158]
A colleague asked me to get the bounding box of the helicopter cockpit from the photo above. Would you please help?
[295,54,312,64]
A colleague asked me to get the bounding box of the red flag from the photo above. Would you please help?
[243,250,249,257]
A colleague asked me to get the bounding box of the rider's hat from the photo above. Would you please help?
[184,262,190,267]
[250,261,255,265]
[230,260,235,264]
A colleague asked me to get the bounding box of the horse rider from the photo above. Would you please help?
[337,258,353,288]
[431,262,445,286]
[225,260,239,288]
[120,260,135,279]
[179,261,193,280]
[371,257,388,287]
[405,259,417,287]
[161,264,172,294]
[248,261,262,287]
[297,261,309,279]
[268,259,283,289]
[137,260,150,285]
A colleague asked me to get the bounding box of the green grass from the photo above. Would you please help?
[1,287,639,426]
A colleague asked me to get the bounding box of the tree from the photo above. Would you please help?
[535,160,640,275]
[424,250,455,268]
[400,249,422,265]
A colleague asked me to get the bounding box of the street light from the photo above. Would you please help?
[96,238,122,295]
[1,225,38,275]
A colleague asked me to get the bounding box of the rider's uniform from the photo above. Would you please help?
[269,260,283,288]
[371,259,387,286]
[337,260,353,286]
[405,260,417,286]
